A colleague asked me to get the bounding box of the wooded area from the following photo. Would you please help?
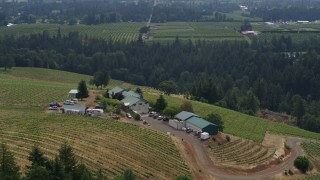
[1,30,320,133]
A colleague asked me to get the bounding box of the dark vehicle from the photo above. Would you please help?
[110,114,120,120]
[49,102,61,107]
[163,116,169,121]
[153,113,158,119]
[49,106,58,110]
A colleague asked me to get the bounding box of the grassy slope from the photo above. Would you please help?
[2,68,320,142]
[0,68,190,179]
[108,77,320,143]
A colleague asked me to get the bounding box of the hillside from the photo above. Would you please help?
[0,68,191,179]
[2,67,320,143]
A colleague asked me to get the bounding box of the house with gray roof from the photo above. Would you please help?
[122,90,141,98]
[109,86,125,98]
[121,96,149,114]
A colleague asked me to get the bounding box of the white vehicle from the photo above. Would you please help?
[71,98,78,104]
[200,132,210,140]
[64,100,75,105]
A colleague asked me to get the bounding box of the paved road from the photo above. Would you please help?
[128,115,317,180]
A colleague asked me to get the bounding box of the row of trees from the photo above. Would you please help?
[0,143,191,180]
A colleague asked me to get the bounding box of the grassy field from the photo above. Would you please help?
[0,68,191,179]
[0,23,144,43]
[301,142,320,171]
[149,22,244,43]
[252,22,320,42]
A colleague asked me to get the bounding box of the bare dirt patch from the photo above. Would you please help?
[262,133,286,157]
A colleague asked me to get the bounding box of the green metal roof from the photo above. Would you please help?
[110,86,125,95]
[63,105,87,111]
[186,116,217,129]
[122,90,141,98]
[121,96,142,106]
[174,111,198,121]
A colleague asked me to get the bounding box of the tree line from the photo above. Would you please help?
[1,30,320,132]
[0,143,191,180]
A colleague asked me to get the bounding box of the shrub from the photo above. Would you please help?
[133,113,141,121]
[294,156,313,173]
[226,135,231,142]
[95,95,102,101]
[285,143,291,150]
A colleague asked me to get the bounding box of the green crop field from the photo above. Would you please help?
[252,22,320,42]
[301,142,320,169]
[0,23,144,43]
[0,68,191,179]
[149,22,244,43]
[302,174,320,180]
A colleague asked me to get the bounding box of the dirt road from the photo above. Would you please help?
[134,116,317,179]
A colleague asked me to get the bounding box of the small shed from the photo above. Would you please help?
[186,116,219,135]
[63,105,87,115]
[68,89,78,98]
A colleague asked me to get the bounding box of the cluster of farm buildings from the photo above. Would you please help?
[60,86,219,137]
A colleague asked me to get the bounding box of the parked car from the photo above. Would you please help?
[163,116,169,121]
[71,98,78,104]
[49,102,61,107]
[64,100,75,105]
[49,106,58,110]
[110,114,120,120]
[157,116,164,120]
[149,111,156,117]
[153,113,158,119]
[126,113,132,119]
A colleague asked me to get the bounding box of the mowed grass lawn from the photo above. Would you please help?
[0,23,144,43]
[149,22,244,43]
[0,68,191,179]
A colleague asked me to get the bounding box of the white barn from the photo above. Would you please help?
[68,89,78,98]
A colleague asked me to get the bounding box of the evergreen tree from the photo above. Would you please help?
[154,95,167,112]
[72,164,92,180]
[76,80,89,99]
[245,91,260,114]
[25,166,52,180]
[58,144,77,176]
[27,146,48,168]
[0,144,20,180]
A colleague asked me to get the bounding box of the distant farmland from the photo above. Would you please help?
[0,23,144,43]
[149,22,244,42]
